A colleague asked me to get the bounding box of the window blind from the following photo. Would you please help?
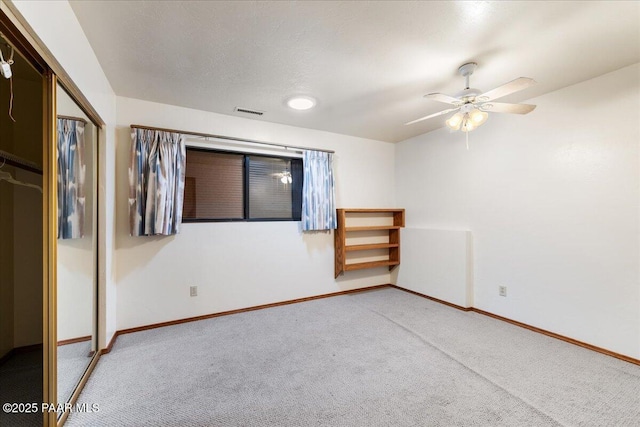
[248,155,293,219]
[183,150,244,220]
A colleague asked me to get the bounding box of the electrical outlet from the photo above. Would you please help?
[499,286,507,297]
[190,286,198,297]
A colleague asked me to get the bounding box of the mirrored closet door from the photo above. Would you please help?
[55,84,98,410]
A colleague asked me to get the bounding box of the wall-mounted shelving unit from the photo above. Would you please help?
[334,208,405,278]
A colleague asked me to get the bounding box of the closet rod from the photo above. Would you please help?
[57,114,88,124]
[0,149,42,175]
[130,124,335,154]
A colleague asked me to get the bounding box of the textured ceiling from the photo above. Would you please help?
[69,1,640,143]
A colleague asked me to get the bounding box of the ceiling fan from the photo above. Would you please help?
[271,170,292,184]
[405,62,537,133]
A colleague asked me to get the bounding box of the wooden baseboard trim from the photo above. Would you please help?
[102,284,390,354]
[471,308,640,366]
[57,335,91,346]
[0,350,10,366]
[391,285,640,366]
[101,333,118,355]
[0,343,43,367]
[12,343,43,353]
[388,285,473,312]
[100,283,639,366]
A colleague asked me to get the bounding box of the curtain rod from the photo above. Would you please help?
[130,124,335,154]
[0,149,43,175]
[58,114,88,124]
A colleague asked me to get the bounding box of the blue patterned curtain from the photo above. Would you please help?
[301,150,337,231]
[129,128,186,236]
[57,118,85,239]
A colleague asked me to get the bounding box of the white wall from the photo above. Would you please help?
[116,97,395,330]
[395,63,640,359]
[10,0,118,348]
[396,229,473,308]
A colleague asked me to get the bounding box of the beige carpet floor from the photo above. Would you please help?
[67,287,640,426]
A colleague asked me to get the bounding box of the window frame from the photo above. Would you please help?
[182,146,303,223]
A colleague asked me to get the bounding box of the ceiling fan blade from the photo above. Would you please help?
[480,102,536,114]
[424,93,462,105]
[477,77,536,102]
[405,107,460,125]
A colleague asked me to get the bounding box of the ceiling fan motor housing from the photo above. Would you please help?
[456,87,482,103]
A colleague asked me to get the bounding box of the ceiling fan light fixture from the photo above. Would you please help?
[470,108,488,125]
[446,112,463,130]
[447,108,487,132]
[461,113,477,132]
[280,170,293,184]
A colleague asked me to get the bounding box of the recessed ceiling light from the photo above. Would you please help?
[287,96,316,110]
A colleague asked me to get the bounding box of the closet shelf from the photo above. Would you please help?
[334,208,405,278]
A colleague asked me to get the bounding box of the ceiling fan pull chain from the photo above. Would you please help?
[465,131,469,151]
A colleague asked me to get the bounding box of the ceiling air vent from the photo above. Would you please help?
[234,107,264,116]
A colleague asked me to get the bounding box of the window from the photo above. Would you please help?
[183,147,303,222]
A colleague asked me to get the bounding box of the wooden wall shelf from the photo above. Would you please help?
[334,208,405,278]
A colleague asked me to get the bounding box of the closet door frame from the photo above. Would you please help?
[44,72,57,427]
